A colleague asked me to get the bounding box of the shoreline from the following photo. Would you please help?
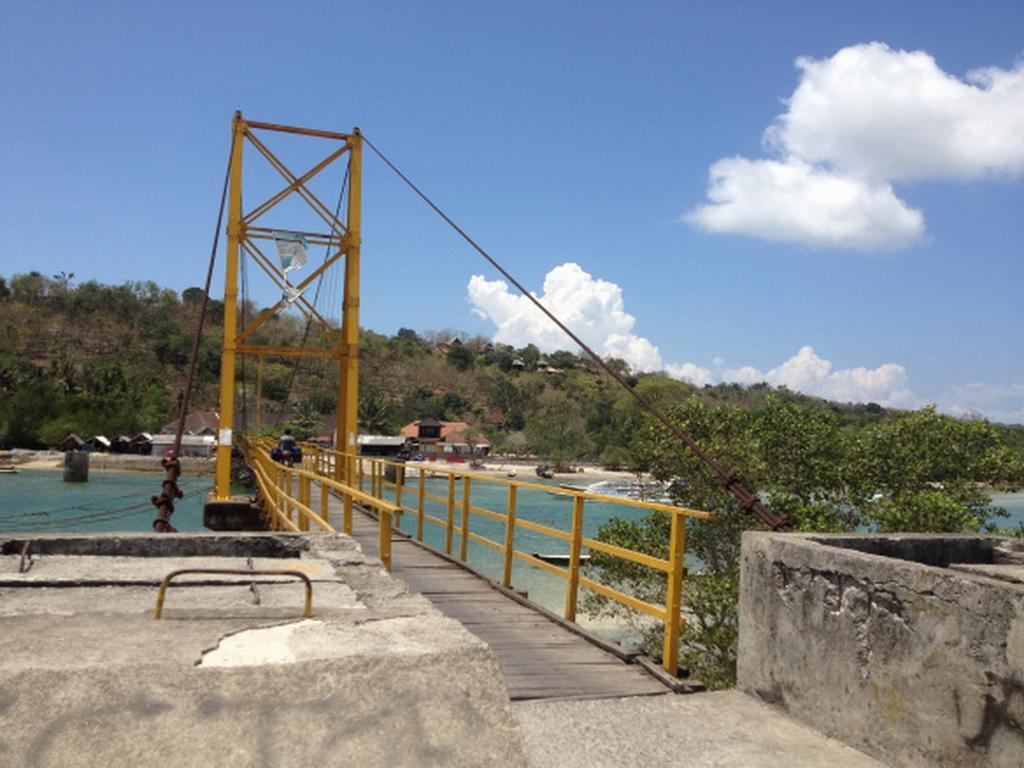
[470,460,648,485]
[1,450,215,475]
[2,449,645,483]
[5,449,1020,496]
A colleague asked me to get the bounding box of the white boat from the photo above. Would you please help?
[532,552,590,566]
[0,465,18,475]
[545,483,586,497]
[585,479,673,504]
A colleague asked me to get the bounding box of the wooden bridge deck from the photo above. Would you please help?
[332,498,672,701]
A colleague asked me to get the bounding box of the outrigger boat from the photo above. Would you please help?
[532,552,591,566]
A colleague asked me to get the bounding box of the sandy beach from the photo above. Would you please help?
[470,460,646,484]
[1,450,216,474]
[1,449,647,484]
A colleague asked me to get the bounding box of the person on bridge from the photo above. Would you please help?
[270,432,302,467]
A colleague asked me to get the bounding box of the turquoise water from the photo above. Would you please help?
[2,469,1020,642]
[381,476,664,641]
[0,469,212,533]
[991,491,1024,531]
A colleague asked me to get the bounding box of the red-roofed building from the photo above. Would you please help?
[400,419,490,457]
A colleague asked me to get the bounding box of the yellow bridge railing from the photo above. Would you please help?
[241,437,403,570]
[290,443,712,677]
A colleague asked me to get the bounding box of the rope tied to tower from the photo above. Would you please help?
[151,131,233,533]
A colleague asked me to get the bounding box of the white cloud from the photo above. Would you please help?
[769,43,1024,181]
[686,157,923,250]
[467,262,665,371]
[665,346,914,407]
[664,362,714,387]
[762,346,914,406]
[688,42,1024,249]
[937,382,1024,424]
[468,264,916,407]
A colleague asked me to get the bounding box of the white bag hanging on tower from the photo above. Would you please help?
[273,231,309,304]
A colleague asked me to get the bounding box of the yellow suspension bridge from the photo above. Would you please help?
[190,113,716,696]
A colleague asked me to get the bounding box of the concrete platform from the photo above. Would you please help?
[514,692,885,767]
[0,532,527,767]
[0,530,897,767]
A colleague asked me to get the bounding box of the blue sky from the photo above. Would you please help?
[2,2,1022,422]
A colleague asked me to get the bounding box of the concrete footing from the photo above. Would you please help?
[203,494,265,531]
[62,450,89,482]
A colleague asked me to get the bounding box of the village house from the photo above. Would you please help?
[399,418,491,457]
[83,435,111,452]
[57,434,84,452]
[150,410,219,457]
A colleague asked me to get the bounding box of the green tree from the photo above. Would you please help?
[182,287,206,305]
[447,343,475,371]
[396,327,420,344]
[524,390,589,466]
[584,397,1023,689]
[282,399,322,441]
[518,344,540,371]
[359,387,396,435]
[857,407,1021,532]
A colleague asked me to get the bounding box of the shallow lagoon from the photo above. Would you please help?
[1,469,1020,644]
[0,468,211,533]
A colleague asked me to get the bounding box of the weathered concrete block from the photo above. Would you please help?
[62,450,88,482]
[203,495,266,531]
[1,637,525,767]
[738,532,1024,767]
[0,533,527,767]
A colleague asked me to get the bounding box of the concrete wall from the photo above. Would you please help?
[738,532,1024,768]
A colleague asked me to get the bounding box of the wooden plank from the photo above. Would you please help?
[337,500,670,701]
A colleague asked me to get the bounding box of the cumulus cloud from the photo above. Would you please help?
[937,382,1024,424]
[664,362,714,387]
[467,262,665,371]
[721,346,915,407]
[688,42,1024,249]
[769,43,1024,181]
[468,263,916,407]
[686,157,923,250]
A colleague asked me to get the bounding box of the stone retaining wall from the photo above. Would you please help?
[738,532,1024,767]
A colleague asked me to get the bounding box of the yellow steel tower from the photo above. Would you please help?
[213,112,361,499]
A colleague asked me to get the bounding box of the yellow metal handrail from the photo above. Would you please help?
[154,568,313,619]
[300,443,712,677]
[241,438,403,570]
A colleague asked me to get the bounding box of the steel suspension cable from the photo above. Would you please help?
[152,133,233,533]
[174,149,232,455]
[360,132,789,531]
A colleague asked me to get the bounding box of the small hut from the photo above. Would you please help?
[128,432,153,455]
[58,434,84,452]
[83,435,111,453]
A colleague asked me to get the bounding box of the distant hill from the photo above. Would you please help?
[2,272,1021,466]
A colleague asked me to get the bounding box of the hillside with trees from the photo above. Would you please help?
[2,271,1023,464]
